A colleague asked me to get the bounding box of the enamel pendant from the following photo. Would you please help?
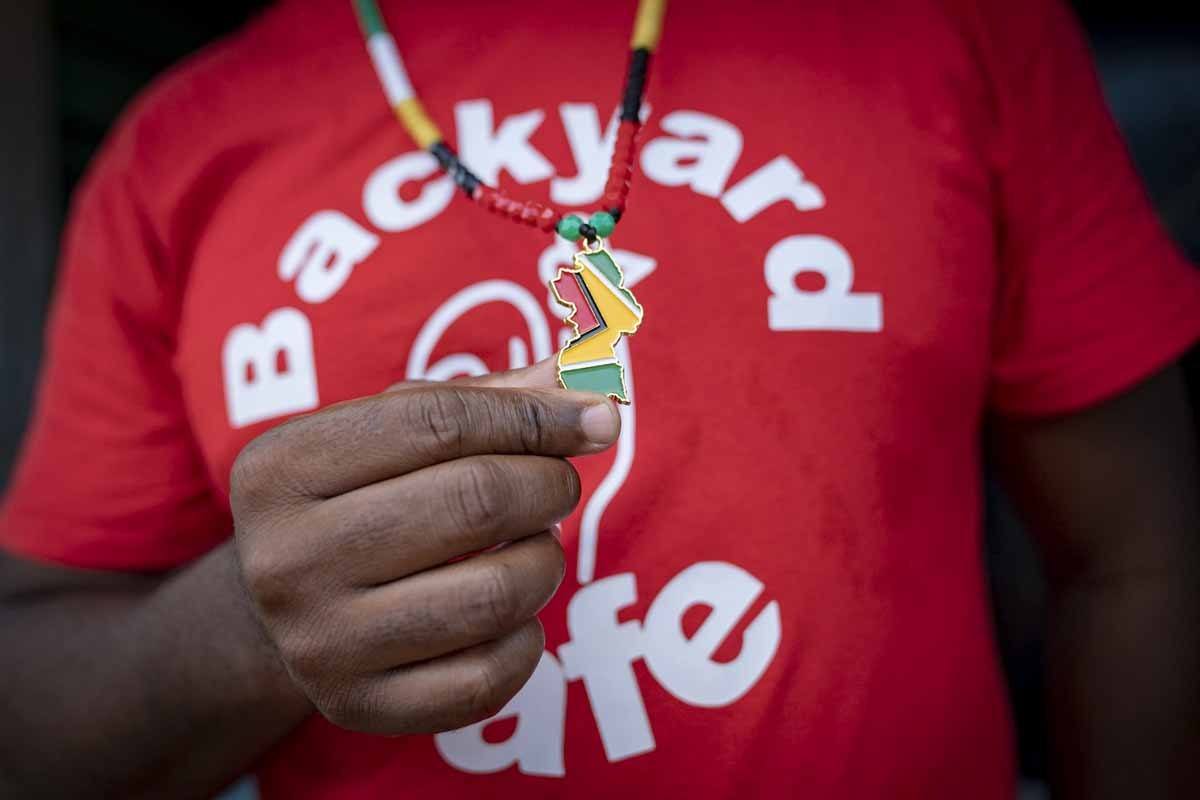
[549,240,644,404]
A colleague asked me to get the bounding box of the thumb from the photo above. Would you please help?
[386,357,622,444]
[385,357,561,393]
[453,357,561,390]
[461,359,623,445]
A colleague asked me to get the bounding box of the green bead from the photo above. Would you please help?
[556,214,584,241]
[589,210,616,237]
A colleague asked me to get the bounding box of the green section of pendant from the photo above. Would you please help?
[560,363,628,402]
[582,250,638,308]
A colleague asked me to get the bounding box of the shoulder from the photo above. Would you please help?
[90,0,360,194]
[71,0,367,271]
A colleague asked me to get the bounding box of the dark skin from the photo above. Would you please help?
[991,363,1199,798]
[0,360,614,798]
[0,358,1196,798]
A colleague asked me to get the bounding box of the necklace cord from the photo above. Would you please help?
[353,0,666,244]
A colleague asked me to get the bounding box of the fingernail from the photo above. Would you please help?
[580,401,619,445]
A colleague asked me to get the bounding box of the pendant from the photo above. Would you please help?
[549,239,645,404]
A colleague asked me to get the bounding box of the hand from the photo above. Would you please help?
[231,359,620,734]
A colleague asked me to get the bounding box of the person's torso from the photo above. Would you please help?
[158,0,1013,795]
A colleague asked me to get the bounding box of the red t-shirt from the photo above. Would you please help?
[4,0,1199,796]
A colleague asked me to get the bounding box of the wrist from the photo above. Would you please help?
[153,542,313,720]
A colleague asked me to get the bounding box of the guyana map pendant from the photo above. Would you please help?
[549,241,644,404]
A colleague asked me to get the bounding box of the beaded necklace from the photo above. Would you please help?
[353,0,665,403]
[352,0,666,246]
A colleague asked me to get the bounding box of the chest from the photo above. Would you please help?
[173,4,1000,495]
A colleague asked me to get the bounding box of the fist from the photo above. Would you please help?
[231,360,620,734]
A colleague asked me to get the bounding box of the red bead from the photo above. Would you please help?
[520,202,543,226]
[474,186,498,210]
[537,207,560,231]
[466,121,640,234]
[605,175,631,196]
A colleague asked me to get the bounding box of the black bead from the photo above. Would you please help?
[621,48,651,122]
[430,141,481,195]
[579,222,599,242]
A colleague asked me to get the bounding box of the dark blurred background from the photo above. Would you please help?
[2,1,1197,795]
